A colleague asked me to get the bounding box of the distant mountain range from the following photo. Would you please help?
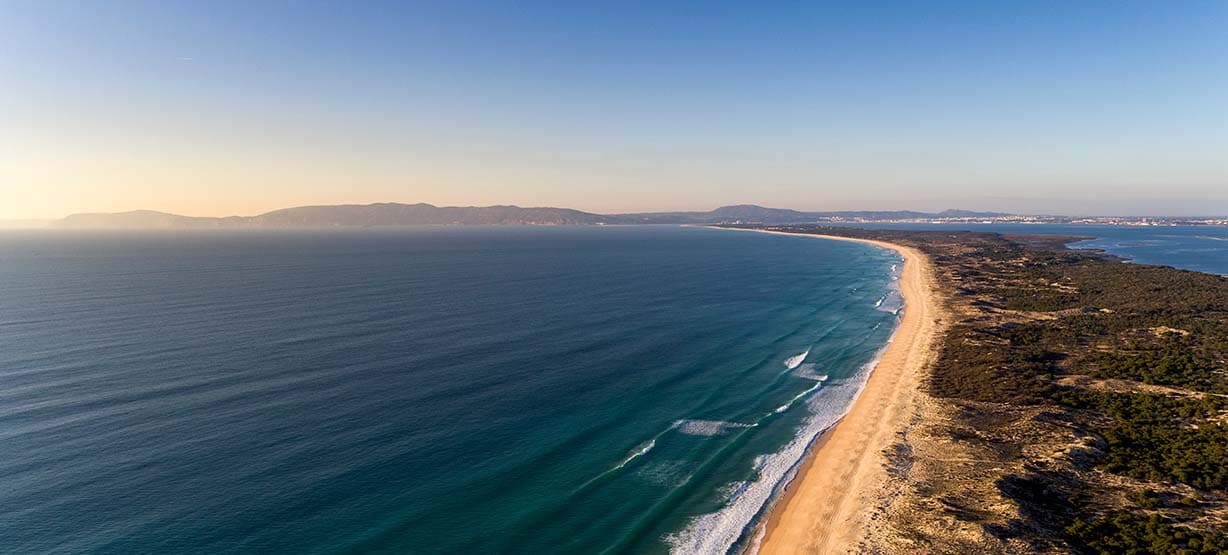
[616,205,1009,224]
[51,203,1013,229]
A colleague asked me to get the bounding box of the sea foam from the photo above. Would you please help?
[782,350,809,370]
[614,439,657,470]
[793,363,829,382]
[663,377,864,555]
[773,381,822,414]
[674,419,754,437]
[664,315,902,555]
[876,265,905,313]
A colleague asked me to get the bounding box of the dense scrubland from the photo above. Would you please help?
[735,225,1228,554]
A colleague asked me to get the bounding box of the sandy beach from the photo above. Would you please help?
[719,228,941,554]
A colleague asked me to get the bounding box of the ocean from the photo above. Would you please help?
[0,226,902,554]
[826,222,1228,276]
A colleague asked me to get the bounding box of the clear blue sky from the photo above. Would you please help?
[2,0,1226,217]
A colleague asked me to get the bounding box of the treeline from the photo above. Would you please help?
[1067,514,1228,555]
[1059,390,1228,489]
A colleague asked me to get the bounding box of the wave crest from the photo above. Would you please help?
[783,350,809,370]
[674,419,754,437]
[665,320,902,554]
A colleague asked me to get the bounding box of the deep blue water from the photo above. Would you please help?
[0,226,901,554]
[826,222,1228,275]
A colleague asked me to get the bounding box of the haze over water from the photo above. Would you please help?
[0,226,901,554]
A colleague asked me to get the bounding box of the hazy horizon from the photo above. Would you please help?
[3,1,1226,219]
[11,198,1228,222]
[8,199,1228,225]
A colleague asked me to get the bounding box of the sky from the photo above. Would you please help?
[2,1,1226,219]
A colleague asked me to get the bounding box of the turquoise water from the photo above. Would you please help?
[826,222,1228,276]
[0,226,901,554]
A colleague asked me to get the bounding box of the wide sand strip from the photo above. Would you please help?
[714,227,940,554]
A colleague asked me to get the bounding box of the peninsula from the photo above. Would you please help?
[724,225,1228,554]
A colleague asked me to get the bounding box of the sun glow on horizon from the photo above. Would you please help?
[3,1,1226,219]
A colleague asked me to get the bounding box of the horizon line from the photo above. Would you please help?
[9,201,1228,224]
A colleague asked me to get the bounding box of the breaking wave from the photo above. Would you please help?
[614,439,657,471]
[663,311,903,555]
[877,265,905,313]
[674,419,755,437]
[783,350,809,370]
[793,363,829,382]
[773,381,822,414]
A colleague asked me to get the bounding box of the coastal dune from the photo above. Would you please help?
[734,230,941,554]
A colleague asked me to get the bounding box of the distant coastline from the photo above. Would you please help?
[31,202,1228,230]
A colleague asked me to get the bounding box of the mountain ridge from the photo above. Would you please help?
[53,203,1013,229]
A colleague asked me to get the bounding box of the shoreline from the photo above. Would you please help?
[712,226,940,554]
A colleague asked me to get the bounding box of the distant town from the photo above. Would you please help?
[815,214,1228,226]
